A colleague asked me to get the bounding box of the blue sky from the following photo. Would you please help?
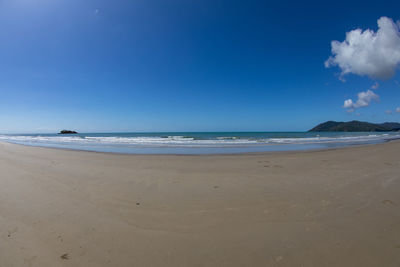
[0,0,399,133]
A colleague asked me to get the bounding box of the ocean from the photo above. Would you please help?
[0,131,399,154]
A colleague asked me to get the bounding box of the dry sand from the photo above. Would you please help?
[0,140,400,266]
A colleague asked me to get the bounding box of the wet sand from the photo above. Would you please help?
[0,140,400,266]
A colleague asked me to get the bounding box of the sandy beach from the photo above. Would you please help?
[0,141,400,266]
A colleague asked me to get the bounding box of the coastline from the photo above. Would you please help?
[0,135,397,156]
[1,140,400,266]
[1,131,399,155]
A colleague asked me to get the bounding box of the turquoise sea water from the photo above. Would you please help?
[0,132,399,154]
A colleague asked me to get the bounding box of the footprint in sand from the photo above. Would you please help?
[60,253,69,260]
[382,199,397,206]
[7,227,18,238]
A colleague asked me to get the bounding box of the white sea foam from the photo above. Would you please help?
[0,133,399,149]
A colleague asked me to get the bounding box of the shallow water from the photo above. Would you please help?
[0,132,399,154]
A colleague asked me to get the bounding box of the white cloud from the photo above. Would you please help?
[326,16,400,80]
[397,107,400,113]
[343,99,354,109]
[343,89,379,111]
[371,82,379,89]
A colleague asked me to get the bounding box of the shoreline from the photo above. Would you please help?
[1,140,400,266]
[1,131,399,156]
[0,137,397,157]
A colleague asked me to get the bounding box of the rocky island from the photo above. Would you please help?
[309,120,400,132]
[59,130,78,134]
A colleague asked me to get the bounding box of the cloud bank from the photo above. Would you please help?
[326,17,400,80]
[343,89,379,112]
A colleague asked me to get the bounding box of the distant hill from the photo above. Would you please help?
[309,121,400,132]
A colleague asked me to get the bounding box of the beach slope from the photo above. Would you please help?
[0,141,400,266]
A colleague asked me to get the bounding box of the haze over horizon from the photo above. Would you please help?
[1,0,400,134]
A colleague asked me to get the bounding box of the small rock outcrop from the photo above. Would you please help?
[59,130,78,134]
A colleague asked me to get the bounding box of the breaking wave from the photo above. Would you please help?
[0,132,399,149]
